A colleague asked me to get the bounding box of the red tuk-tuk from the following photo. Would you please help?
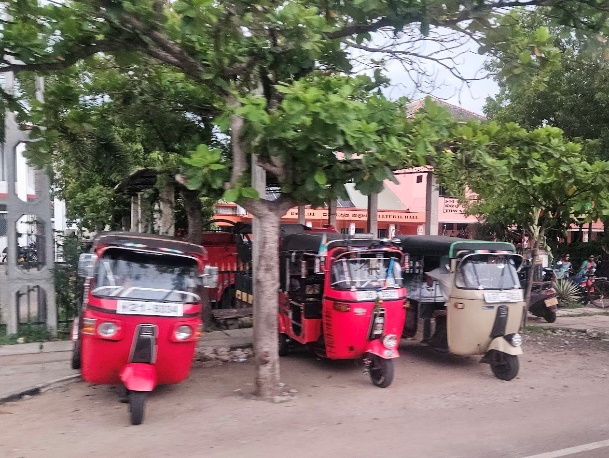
[200,220,337,327]
[71,232,218,425]
[278,233,406,387]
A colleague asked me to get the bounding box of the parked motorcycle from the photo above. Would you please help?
[528,281,558,323]
[1,242,38,264]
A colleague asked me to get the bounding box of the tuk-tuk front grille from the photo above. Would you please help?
[129,324,158,364]
[490,305,508,338]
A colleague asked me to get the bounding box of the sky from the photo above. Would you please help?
[364,33,500,116]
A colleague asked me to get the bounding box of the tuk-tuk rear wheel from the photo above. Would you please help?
[369,356,394,388]
[490,352,519,381]
[278,333,289,357]
[70,340,81,370]
[129,391,147,425]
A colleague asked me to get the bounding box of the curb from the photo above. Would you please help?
[0,373,81,404]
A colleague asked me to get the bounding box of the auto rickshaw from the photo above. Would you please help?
[396,236,524,381]
[72,232,218,425]
[278,233,406,387]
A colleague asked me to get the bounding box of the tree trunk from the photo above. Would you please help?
[180,188,203,244]
[249,206,282,399]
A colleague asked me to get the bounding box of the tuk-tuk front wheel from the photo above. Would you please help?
[368,355,394,388]
[129,391,147,425]
[490,351,519,381]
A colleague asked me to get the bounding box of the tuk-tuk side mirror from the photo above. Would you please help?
[201,265,219,288]
[77,253,97,278]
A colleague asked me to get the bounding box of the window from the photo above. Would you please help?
[377,229,387,238]
[416,175,423,183]
[0,205,6,237]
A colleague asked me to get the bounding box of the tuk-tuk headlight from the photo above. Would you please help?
[382,334,398,349]
[175,325,193,341]
[97,321,118,338]
[505,333,522,347]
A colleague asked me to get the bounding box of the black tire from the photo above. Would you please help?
[490,352,519,381]
[117,385,130,403]
[368,355,394,388]
[544,309,557,323]
[71,340,81,370]
[129,391,147,425]
[278,333,289,357]
[591,281,609,309]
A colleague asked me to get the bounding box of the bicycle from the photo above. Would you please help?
[576,272,609,309]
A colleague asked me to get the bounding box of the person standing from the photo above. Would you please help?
[555,254,572,279]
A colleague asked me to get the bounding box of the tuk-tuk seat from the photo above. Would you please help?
[303,300,323,319]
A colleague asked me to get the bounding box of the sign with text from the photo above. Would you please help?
[443,198,465,214]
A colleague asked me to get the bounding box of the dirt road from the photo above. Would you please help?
[1,331,609,458]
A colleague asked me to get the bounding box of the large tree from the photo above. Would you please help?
[483,8,609,244]
[15,59,221,238]
[3,0,609,399]
[435,121,609,300]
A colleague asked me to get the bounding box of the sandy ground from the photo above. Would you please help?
[1,331,609,458]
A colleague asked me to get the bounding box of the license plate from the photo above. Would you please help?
[356,289,400,301]
[484,290,524,303]
[544,297,558,307]
[117,300,183,317]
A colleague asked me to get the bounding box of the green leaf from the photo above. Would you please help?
[314,170,327,186]
[241,187,259,199]
[222,188,240,202]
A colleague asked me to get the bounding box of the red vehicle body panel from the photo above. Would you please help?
[120,363,157,392]
[80,308,200,386]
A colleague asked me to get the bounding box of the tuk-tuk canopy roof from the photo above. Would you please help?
[281,233,390,254]
[394,235,516,258]
[91,232,207,258]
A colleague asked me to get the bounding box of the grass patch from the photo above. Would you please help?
[0,324,55,345]
[558,300,585,309]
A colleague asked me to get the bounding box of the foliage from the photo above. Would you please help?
[435,121,609,238]
[53,234,84,337]
[552,279,583,307]
[485,8,609,162]
[0,324,53,346]
[17,60,219,231]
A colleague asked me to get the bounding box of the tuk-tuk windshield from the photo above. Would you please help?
[92,249,200,303]
[455,254,521,290]
[330,255,403,290]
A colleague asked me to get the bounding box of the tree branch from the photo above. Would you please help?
[0,40,120,75]
[227,111,249,189]
[105,12,207,82]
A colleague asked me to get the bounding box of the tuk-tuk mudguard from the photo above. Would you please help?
[485,336,523,356]
[120,363,157,392]
[365,339,400,359]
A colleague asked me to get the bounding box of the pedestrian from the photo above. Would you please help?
[577,255,597,277]
[555,254,572,279]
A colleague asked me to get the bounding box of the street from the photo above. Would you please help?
[1,331,609,458]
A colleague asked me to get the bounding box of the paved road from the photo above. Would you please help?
[1,333,609,458]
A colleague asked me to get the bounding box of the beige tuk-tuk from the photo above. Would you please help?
[397,236,525,381]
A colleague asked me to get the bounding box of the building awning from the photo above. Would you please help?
[344,183,408,210]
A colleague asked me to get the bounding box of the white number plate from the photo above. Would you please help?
[356,289,400,301]
[484,290,524,303]
[117,300,183,317]
[545,297,559,307]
